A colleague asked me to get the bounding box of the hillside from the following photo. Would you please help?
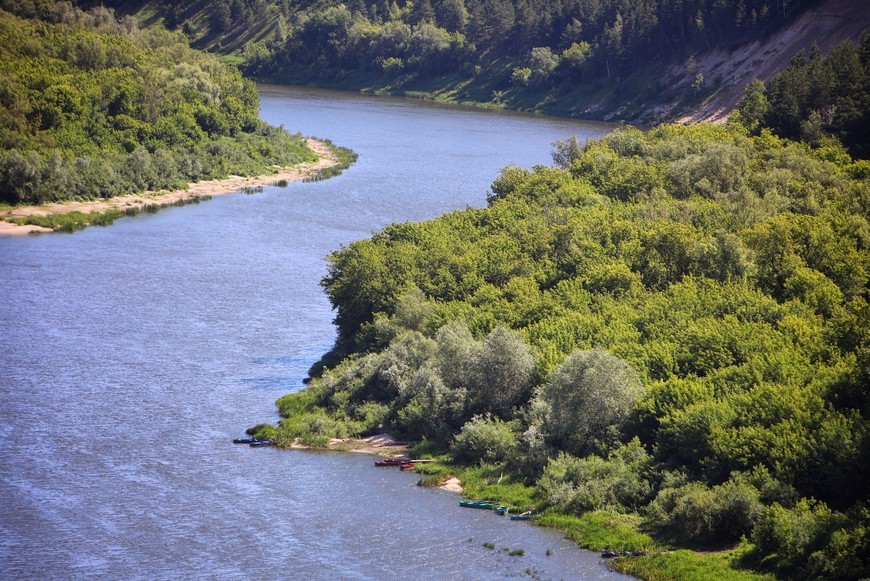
[98,0,867,124]
[675,0,869,123]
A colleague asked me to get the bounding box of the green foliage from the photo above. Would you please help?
[613,548,774,581]
[0,6,319,205]
[536,510,654,552]
[746,500,869,580]
[739,37,870,158]
[646,475,764,544]
[538,439,654,514]
[451,414,520,464]
[276,122,868,578]
[533,348,643,455]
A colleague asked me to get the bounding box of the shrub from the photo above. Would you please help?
[538,439,654,514]
[451,414,520,464]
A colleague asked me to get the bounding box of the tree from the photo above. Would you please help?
[732,78,769,134]
[535,348,643,455]
[469,326,535,418]
[551,136,582,169]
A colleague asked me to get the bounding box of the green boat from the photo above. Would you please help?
[459,500,499,509]
[495,506,510,515]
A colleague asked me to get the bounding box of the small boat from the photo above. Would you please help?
[601,549,618,558]
[510,510,536,520]
[374,458,410,467]
[249,440,274,447]
[233,438,258,444]
[495,506,510,515]
[399,462,417,471]
[459,500,499,509]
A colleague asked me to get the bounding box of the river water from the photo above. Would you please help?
[0,86,625,580]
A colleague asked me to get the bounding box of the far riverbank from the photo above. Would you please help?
[0,139,341,236]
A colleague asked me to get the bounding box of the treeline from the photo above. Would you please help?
[0,2,317,205]
[259,123,869,578]
[239,0,806,79]
[734,34,870,159]
[97,0,817,112]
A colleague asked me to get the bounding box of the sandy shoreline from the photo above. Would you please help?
[0,138,339,236]
[288,433,464,493]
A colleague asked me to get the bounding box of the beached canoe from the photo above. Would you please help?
[374,458,410,467]
[459,500,499,509]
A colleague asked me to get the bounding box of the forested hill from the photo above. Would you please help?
[95,0,867,124]
[0,2,318,206]
[258,123,870,579]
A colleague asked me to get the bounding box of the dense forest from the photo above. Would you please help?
[254,122,869,578]
[733,35,870,159]
[4,1,866,578]
[89,0,859,124]
[0,2,318,205]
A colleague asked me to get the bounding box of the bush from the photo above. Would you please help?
[747,498,865,579]
[647,476,763,544]
[451,414,520,464]
[534,348,643,456]
[538,439,654,514]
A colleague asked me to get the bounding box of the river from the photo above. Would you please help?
[0,86,626,579]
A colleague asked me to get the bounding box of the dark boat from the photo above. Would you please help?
[249,440,274,447]
[495,506,510,515]
[233,438,258,444]
[601,549,618,558]
[374,458,410,467]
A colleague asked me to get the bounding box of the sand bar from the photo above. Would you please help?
[0,138,339,236]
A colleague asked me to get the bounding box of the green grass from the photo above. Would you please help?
[6,196,210,233]
[9,209,130,232]
[304,141,359,182]
[612,548,775,581]
[536,510,655,552]
[461,468,541,512]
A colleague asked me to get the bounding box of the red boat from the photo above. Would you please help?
[400,462,417,471]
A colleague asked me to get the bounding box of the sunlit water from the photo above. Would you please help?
[0,86,626,579]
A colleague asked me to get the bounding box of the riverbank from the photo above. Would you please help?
[0,138,342,236]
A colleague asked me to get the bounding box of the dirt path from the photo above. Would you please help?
[0,138,339,236]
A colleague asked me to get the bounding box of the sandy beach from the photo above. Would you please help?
[0,138,339,236]
[289,433,464,492]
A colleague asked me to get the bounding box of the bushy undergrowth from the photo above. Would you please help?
[266,124,869,579]
[0,6,318,205]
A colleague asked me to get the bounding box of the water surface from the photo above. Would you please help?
[0,86,625,579]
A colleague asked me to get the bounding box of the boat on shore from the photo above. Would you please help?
[459,500,499,509]
[232,438,259,444]
[374,458,410,467]
[249,440,275,447]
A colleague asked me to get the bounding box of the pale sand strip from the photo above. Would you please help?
[0,138,339,236]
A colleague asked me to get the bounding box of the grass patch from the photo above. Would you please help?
[304,140,359,182]
[612,548,775,581]
[7,195,211,234]
[460,464,541,512]
[536,510,654,552]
